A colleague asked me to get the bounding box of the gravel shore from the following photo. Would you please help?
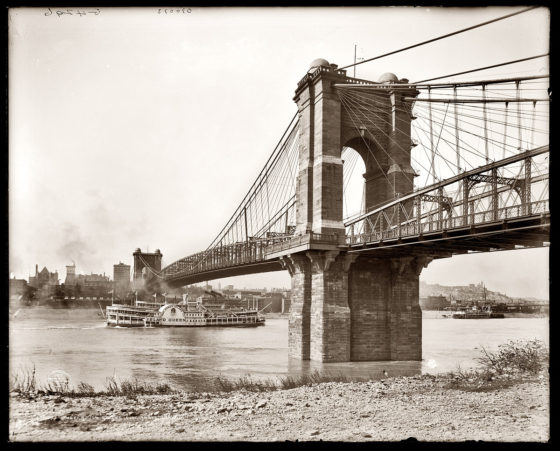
[9,374,549,442]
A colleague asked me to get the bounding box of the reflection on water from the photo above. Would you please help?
[287,359,422,381]
[9,307,549,392]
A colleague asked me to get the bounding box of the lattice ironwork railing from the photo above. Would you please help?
[345,146,549,246]
[346,199,548,245]
[161,232,341,281]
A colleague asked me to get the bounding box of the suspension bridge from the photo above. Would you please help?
[141,9,549,363]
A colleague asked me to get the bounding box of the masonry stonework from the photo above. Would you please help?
[280,255,311,360]
[348,257,392,361]
[286,252,431,362]
[288,59,426,362]
[307,251,358,362]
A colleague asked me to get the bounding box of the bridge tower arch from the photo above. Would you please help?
[293,59,419,236]
[285,59,430,362]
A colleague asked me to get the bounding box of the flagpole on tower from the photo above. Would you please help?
[353,44,357,78]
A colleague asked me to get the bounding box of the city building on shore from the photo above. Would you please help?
[9,277,29,295]
[113,262,131,299]
[61,266,112,304]
[65,264,76,285]
[29,265,59,290]
[26,265,60,301]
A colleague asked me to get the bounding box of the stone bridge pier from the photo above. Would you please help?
[283,59,428,362]
[281,252,431,362]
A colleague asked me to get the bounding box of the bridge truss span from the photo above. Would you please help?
[345,145,549,257]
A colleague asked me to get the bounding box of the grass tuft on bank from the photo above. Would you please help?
[215,370,373,393]
[9,367,174,398]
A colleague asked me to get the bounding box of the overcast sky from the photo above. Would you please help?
[9,6,549,298]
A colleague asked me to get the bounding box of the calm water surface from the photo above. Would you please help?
[9,308,549,391]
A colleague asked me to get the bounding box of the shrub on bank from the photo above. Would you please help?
[477,339,547,375]
[446,339,548,392]
[9,365,37,394]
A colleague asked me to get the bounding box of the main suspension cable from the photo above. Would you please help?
[339,6,539,70]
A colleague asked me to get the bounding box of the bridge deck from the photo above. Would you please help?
[155,210,548,288]
[149,147,549,289]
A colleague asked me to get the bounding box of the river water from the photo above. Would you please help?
[9,308,549,392]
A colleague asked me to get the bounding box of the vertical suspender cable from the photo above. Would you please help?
[503,101,509,159]
[243,208,248,244]
[266,180,271,229]
[258,183,264,234]
[482,84,489,163]
[453,85,461,173]
[516,80,523,150]
[530,101,537,149]
[249,201,254,242]
[428,86,436,183]
[362,182,366,215]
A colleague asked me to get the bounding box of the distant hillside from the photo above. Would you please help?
[420,281,548,304]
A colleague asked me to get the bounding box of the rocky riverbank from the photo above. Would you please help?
[9,373,549,442]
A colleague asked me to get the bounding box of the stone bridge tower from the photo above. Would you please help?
[133,248,162,289]
[282,59,431,362]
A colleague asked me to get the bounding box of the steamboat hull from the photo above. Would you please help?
[452,312,505,319]
[107,322,148,328]
[156,321,265,328]
[107,319,266,328]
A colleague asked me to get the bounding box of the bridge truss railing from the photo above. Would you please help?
[160,232,343,282]
[345,146,549,246]
[162,241,270,280]
[348,199,549,245]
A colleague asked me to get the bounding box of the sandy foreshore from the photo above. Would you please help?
[9,373,549,442]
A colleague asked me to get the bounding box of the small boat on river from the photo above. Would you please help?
[106,295,265,328]
[452,306,504,319]
[450,282,504,319]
